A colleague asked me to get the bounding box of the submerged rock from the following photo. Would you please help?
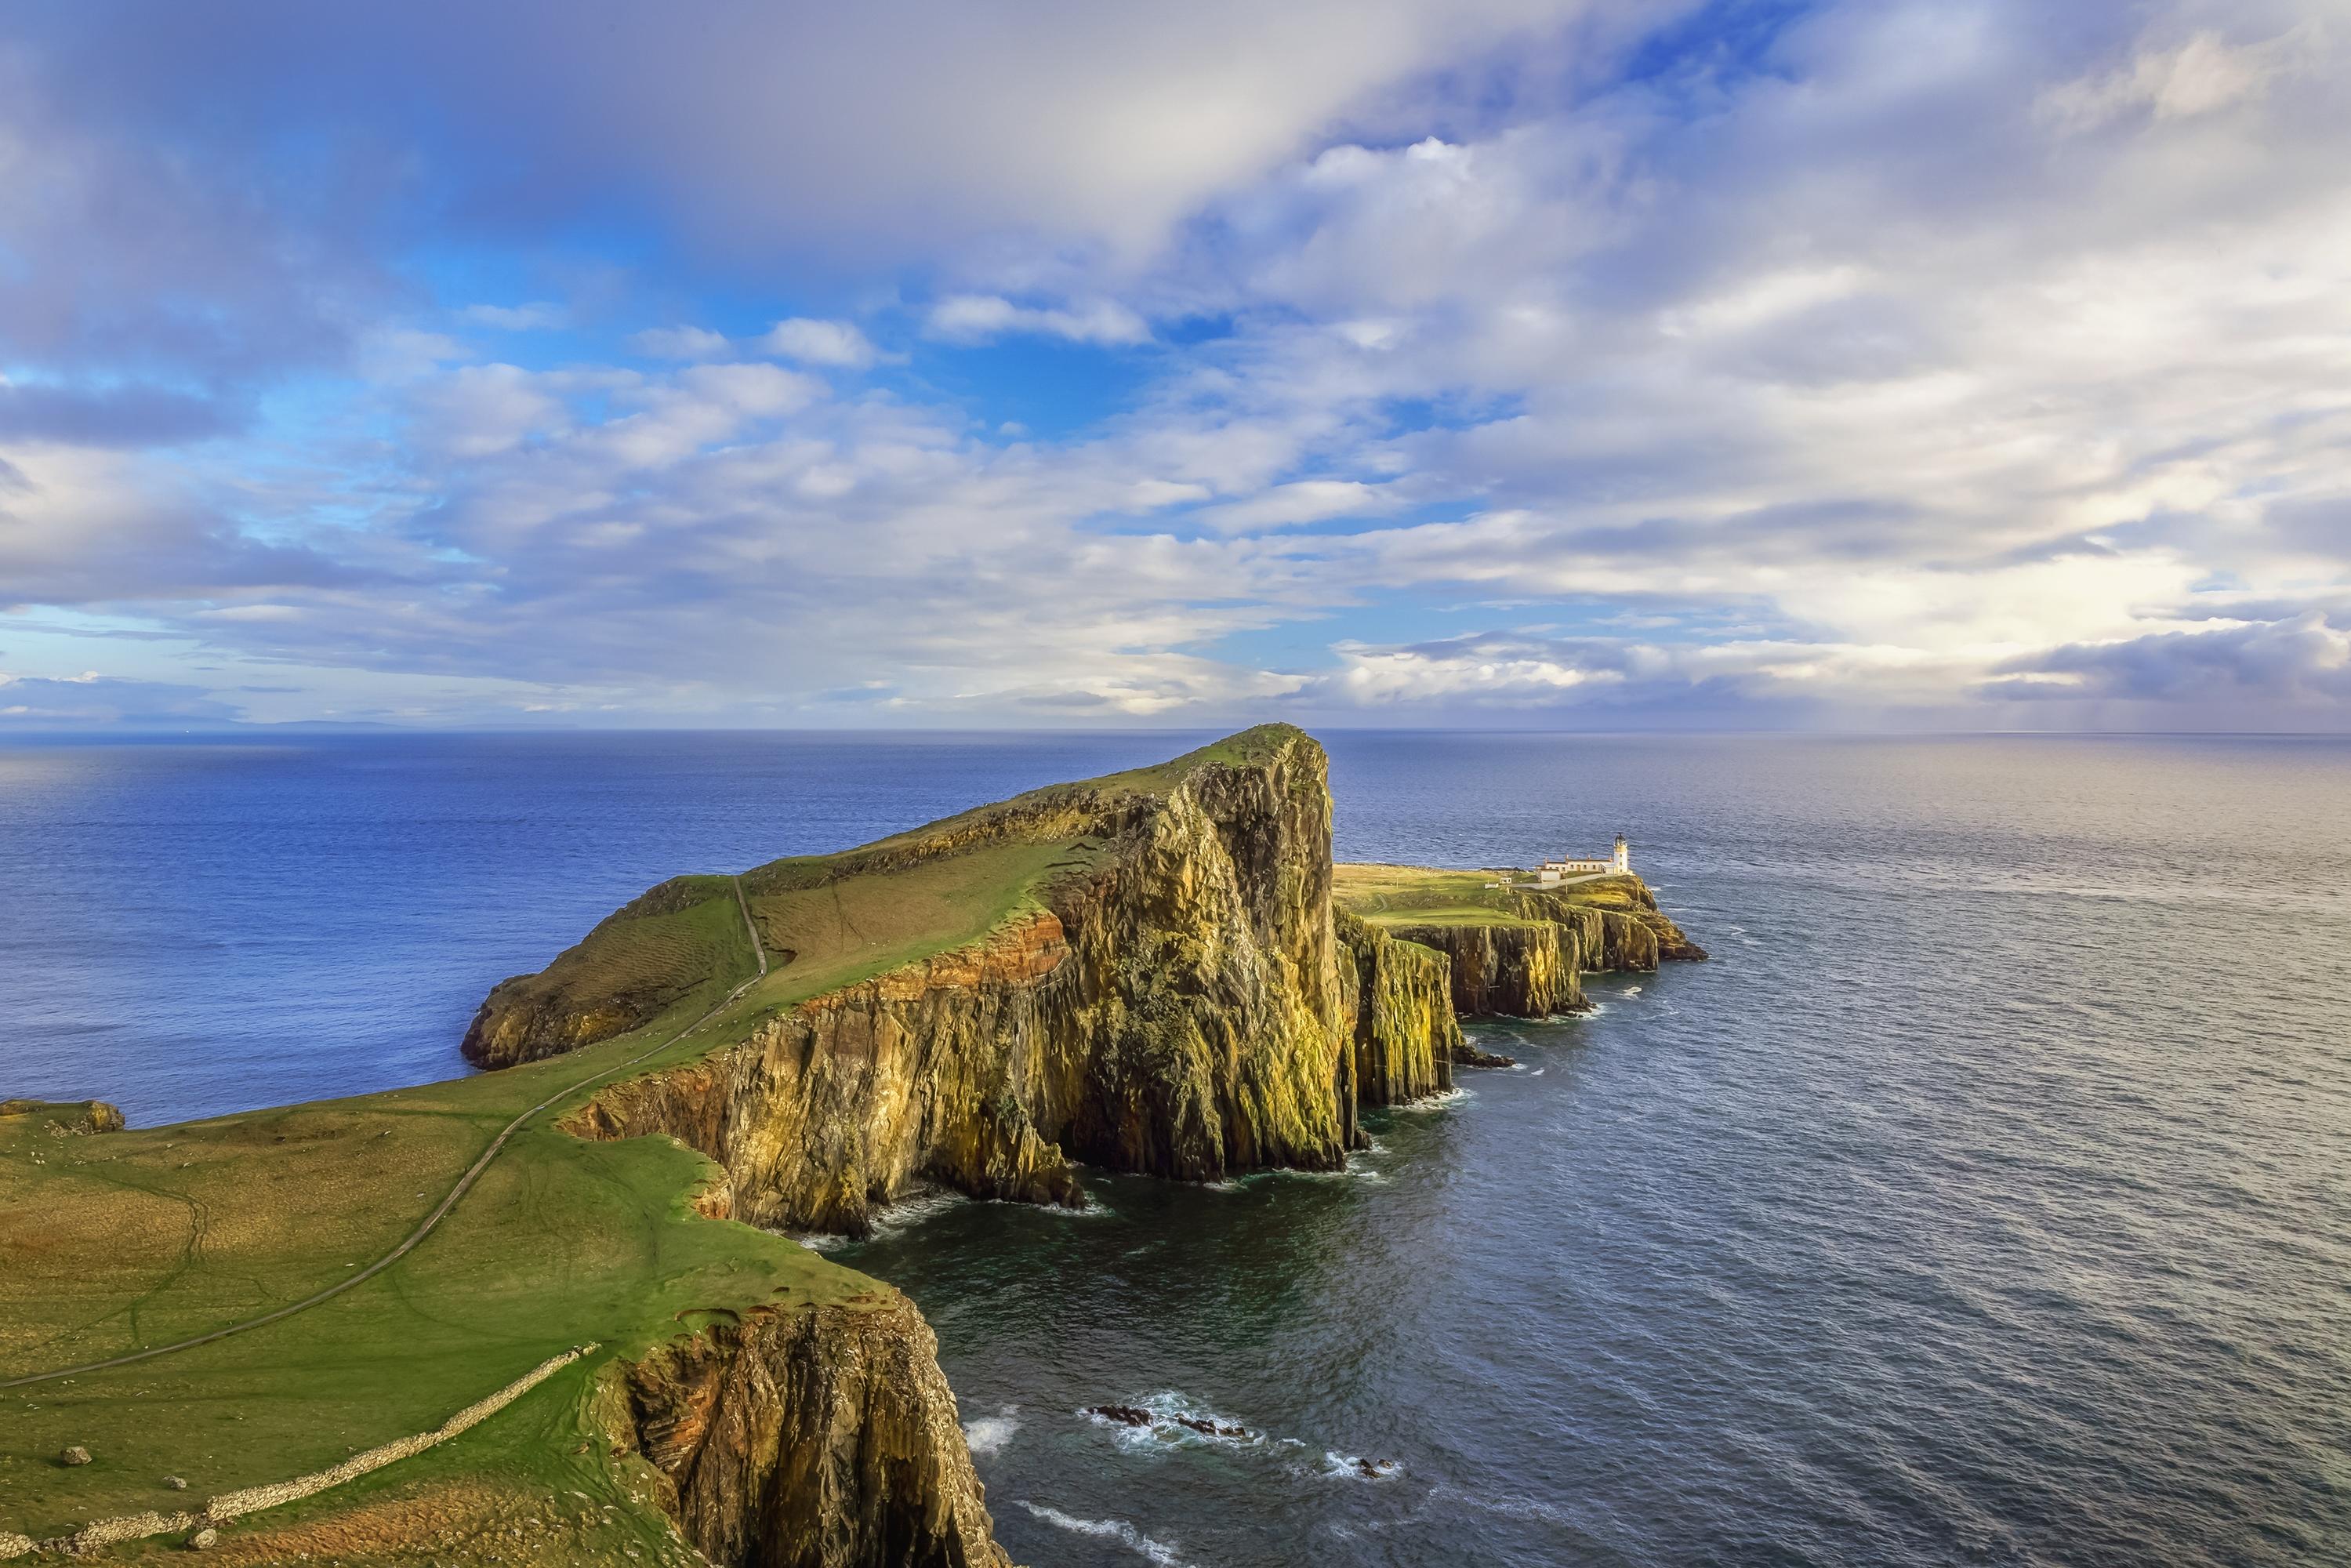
[1087,1404,1154,1426]
[1450,1038,1517,1069]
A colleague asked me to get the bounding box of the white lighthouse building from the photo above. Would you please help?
[1536,833,1630,884]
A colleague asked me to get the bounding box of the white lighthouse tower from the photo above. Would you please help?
[1612,833,1630,875]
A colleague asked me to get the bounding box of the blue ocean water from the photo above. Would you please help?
[2,731,2347,1567]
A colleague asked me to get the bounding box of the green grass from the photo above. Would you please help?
[466,876,757,1058]
[1334,861,1640,931]
[0,964,868,1548]
[1334,862,1529,921]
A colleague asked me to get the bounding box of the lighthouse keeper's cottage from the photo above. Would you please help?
[1536,834,1629,884]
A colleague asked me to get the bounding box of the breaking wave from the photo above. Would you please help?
[1017,1502,1193,1566]
[963,1406,1020,1457]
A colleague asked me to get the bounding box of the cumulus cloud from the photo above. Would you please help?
[924,295,1152,346]
[1195,481,1396,533]
[1982,613,2351,704]
[629,325,731,361]
[460,301,568,330]
[2,0,2347,729]
[757,318,878,368]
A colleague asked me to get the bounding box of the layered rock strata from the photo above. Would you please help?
[1510,882,1707,967]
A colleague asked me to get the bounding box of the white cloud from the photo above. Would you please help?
[6,0,2349,730]
[410,363,571,459]
[925,295,1152,346]
[460,301,568,330]
[1196,480,1395,533]
[757,318,877,368]
[2039,29,2294,133]
[628,325,731,360]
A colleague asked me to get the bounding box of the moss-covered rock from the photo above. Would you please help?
[1384,920,1585,1018]
[1335,911,1461,1106]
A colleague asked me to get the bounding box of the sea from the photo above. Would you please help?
[2,731,2346,1568]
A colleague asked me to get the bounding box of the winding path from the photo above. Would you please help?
[1,878,771,1392]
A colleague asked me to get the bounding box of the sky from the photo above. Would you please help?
[1,0,2346,731]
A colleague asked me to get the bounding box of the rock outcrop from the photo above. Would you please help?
[459,727,1711,1568]
[623,1295,1008,1568]
[1335,911,1460,1105]
[1511,880,1706,967]
[1384,920,1584,1019]
[0,1099,124,1134]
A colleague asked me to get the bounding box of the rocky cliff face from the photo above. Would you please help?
[1335,912,1460,1105]
[1509,880,1707,970]
[562,728,1355,1236]
[622,1293,1010,1568]
[1384,920,1585,1018]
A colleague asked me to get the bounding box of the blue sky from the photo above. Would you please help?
[1,0,2346,730]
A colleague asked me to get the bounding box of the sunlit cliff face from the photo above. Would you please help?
[1,0,2346,731]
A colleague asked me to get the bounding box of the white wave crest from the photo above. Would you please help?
[1318,1449,1405,1481]
[963,1408,1019,1457]
[1017,1502,1192,1566]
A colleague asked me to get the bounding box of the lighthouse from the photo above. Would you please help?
[1612,833,1630,874]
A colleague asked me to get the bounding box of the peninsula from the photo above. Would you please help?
[2,727,1700,1565]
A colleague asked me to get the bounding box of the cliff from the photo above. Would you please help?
[1334,912,1461,1105]
[1509,880,1707,967]
[624,1294,1009,1568]
[0,1098,124,1134]
[497,726,1355,1236]
[1384,919,1584,1018]
[5,731,1715,1566]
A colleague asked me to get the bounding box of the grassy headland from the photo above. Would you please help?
[0,727,1318,1562]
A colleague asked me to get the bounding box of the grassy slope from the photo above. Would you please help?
[1333,862,1544,927]
[1,727,1305,1555]
[1333,861,1645,928]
